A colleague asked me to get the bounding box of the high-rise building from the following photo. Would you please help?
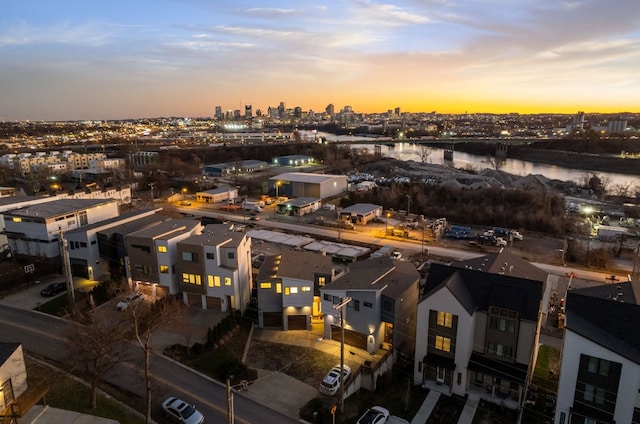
[394,107,401,118]
[293,106,302,119]
[245,105,252,118]
[214,106,223,119]
[278,102,285,118]
[325,104,334,116]
[233,110,241,120]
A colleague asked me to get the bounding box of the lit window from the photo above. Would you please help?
[276,283,282,294]
[157,245,167,253]
[182,273,201,285]
[12,217,21,223]
[213,276,221,287]
[290,287,298,294]
[318,276,326,286]
[437,311,453,328]
[435,336,451,352]
[160,265,169,274]
[302,286,311,292]
[224,277,231,286]
[208,275,214,287]
[260,282,272,289]
[285,287,290,295]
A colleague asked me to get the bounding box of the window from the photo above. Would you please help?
[285,287,290,295]
[490,316,516,333]
[206,252,215,260]
[133,264,150,274]
[290,287,298,294]
[157,245,167,253]
[318,276,326,287]
[12,217,21,223]
[208,275,214,287]
[437,311,453,328]
[182,273,201,285]
[302,286,311,292]
[587,357,610,376]
[475,372,484,384]
[435,336,451,352]
[160,265,169,274]
[212,276,220,287]
[224,277,231,286]
[382,299,392,312]
[324,294,331,301]
[354,300,360,311]
[488,343,513,358]
[182,252,198,262]
[363,301,373,308]
[260,282,272,289]
[583,384,605,404]
[227,252,235,259]
[332,296,340,304]
[132,244,150,253]
[276,283,282,294]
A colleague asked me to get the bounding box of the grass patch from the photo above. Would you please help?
[532,345,560,392]
[27,358,145,424]
[33,291,86,316]
[426,393,466,424]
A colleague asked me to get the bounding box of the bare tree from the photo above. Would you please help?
[128,296,183,423]
[65,315,129,410]
[484,156,504,171]
[418,145,431,163]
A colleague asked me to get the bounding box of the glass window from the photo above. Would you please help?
[206,252,215,260]
[302,286,311,292]
[290,287,298,294]
[599,359,610,376]
[324,294,331,301]
[584,384,595,402]
[157,245,167,253]
[318,276,326,286]
[284,287,290,295]
[224,277,231,286]
[208,275,214,287]
[260,282,272,289]
[276,283,282,294]
[588,357,599,373]
[435,336,451,352]
[354,300,360,311]
[364,301,373,308]
[437,311,453,328]
[160,265,169,273]
[227,252,235,259]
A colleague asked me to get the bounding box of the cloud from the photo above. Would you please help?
[351,0,431,25]
[0,21,119,48]
[241,8,298,18]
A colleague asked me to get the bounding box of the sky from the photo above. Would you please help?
[1,0,640,121]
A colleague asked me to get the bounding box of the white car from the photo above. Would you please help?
[319,364,352,396]
[116,292,143,311]
[511,230,524,240]
[356,406,390,424]
[390,251,402,260]
[161,396,205,424]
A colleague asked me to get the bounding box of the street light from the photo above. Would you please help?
[274,181,281,219]
[333,296,352,414]
[385,212,391,238]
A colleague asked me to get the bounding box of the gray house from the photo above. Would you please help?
[320,257,420,355]
[257,250,336,330]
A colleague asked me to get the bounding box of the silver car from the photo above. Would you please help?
[161,396,205,424]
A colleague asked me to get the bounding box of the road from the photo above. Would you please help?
[185,205,631,284]
[0,304,299,424]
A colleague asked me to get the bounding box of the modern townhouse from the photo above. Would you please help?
[64,209,165,283]
[320,256,420,356]
[3,199,119,269]
[176,224,252,313]
[256,250,336,330]
[554,282,640,424]
[125,218,202,296]
[413,258,545,408]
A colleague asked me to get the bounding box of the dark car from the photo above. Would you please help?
[40,282,66,297]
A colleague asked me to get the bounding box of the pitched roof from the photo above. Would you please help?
[453,250,548,283]
[256,250,333,282]
[566,283,640,364]
[422,263,543,321]
[0,342,20,365]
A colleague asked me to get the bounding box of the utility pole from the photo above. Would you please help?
[406,194,411,218]
[227,378,233,424]
[148,182,155,203]
[333,296,352,414]
[58,228,77,317]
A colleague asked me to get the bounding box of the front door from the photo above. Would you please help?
[436,367,446,384]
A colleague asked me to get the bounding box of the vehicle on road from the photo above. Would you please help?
[250,215,260,221]
[511,230,524,240]
[40,282,66,297]
[495,237,508,247]
[319,364,352,396]
[179,201,192,206]
[161,396,205,424]
[116,292,143,311]
[390,251,402,260]
[356,406,389,424]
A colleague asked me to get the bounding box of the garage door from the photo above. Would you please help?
[262,312,283,328]
[185,292,201,307]
[331,325,367,350]
[205,296,222,310]
[287,315,307,331]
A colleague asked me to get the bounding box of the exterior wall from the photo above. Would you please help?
[127,236,159,284]
[0,345,28,411]
[515,320,537,364]
[390,283,419,354]
[66,230,103,279]
[414,286,475,397]
[319,177,348,199]
[554,330,640,424]
[321,289,381,347]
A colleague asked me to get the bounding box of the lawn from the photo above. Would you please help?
[532,344,560,392]
[26,357,146,424]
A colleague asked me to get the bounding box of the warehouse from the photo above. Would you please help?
[268,172,347,200]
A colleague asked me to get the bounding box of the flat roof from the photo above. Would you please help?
[67,209,163,234]
[279,197,321,207]
[127,218,200,240]
[340,203,382,214]
[197,185,237,195]
[5,198,117,219]
[270,172,346,184]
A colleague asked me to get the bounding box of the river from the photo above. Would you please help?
[311,132,640,188]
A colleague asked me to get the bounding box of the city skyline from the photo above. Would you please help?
[2,0,639,122]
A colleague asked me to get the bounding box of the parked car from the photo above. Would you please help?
[495,237,508,247]
[161,396,205,424]
[511,230,524,240]
[116,292,143,311]
[319,364,352,396]
[40,282,66,297]
[179,200,192,206]
[250,215,260,221]
[390,251,402,260]
[356,406,390,424]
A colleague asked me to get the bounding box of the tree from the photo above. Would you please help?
[65,315,129,410]
[418,145,431,163]
[127,295,184,423]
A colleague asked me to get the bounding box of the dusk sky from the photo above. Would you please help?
[2,0,639,121]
